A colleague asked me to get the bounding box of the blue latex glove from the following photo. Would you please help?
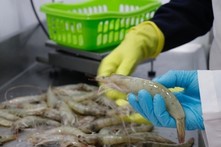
[128,70,204,130]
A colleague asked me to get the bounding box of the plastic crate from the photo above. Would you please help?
[40,0,161,51]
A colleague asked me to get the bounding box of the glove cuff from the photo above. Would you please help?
[147,21,165,58]
[125,21,165,59]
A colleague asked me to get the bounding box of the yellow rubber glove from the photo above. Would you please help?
[98,21,165,100]
[116,99,152,125]
[98,21,165,76]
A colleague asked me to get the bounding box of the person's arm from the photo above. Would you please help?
[152,0,214,50]
[198,70,221,147]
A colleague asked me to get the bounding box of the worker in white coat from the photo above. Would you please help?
[97,0,221,146]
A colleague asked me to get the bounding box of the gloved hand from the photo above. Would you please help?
[97,21,164,99]
[98,21,164,76]
[128,70,205,130]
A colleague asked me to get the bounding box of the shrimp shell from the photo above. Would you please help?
[96,74,186,143]
[0,94,46,109]
[98,124,153,135]
[11,116,60,132]
[99,132,176,145]
[29,127,86,146]
[46,86,59,108]
[58,101,77,126]
[0,117,13,127]
[66,99,106,116]
[0,135,16,145]
[3,107,46,117]
[79,117,123,133]
[0,110,20,121]
[80,132,176,146]
[33,134,87,147]
[42,108,61,121]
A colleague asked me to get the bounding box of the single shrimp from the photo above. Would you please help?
[58,101,77,126]
[46,86,59,108]
[3,107,46,117]
[96,74,186,143]
[66,99,106,116]
[0,117,13,127]
[0,135,16,145]
[11,116,60,132]
[28,126,86,144]
[79,132,175,146]
[0,110,20,121]
[137,137,194,147]
[71,91,98,102]
[76,116,96,127]
[59,91,98,102]
[33,134,88,147]
[98,124,154,135]
[79,117,123,133]
[99,132,176,145]
[42,108,61,121]
[0,94,46,109]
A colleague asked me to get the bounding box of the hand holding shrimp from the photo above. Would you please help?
[133,71,203,131]
[96,74,186,143]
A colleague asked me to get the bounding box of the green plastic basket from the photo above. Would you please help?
[41,0,161,51]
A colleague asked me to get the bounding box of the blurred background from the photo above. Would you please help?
[0,0,212,90]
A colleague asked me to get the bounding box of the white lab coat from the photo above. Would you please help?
[198,70,221,147]
[209,0,221,69]
[198,1,221,147]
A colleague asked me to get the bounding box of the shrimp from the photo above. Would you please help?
[32,134,88,147]
[28,126,86,144]
[98,132,176,145]
[137,137,194,147]
[79,132,175,146]
[46,86,59,108]
[0,117,13,127]
[42,108,61,121]
[98,124,154,135]
[60,91,98,103]
[0,135,16,145]
[11,116,60,132]
[0,94,46,109]
[76,116,96,127]
[71,91,98,102]
[66,99,106,116]
[0,110,20,121]
[96,74,186,143]
[3,107,46,117]
[79,117,123,133]
[58,101,77,126]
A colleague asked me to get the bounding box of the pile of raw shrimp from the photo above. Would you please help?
[0,83,194,147]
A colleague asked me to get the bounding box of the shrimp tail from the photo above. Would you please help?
[176,118,185,144]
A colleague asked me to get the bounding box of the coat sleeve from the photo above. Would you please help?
[198,70,221,147]
[151,0,214,51]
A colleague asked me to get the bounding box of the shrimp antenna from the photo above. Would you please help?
[97,85,109,95]
[97,82,123,95]
[4,85,44,102]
